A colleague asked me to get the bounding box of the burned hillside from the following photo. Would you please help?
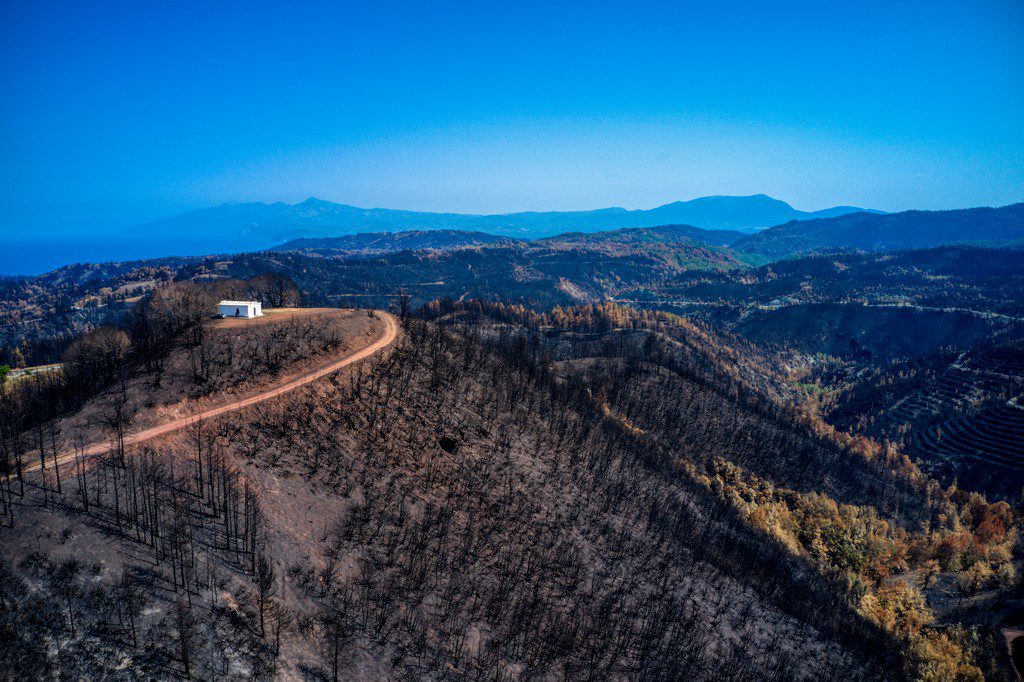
[2,308,1016,679]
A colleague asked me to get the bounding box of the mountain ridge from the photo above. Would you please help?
[129,194,882,242]
[732,202,1024,261]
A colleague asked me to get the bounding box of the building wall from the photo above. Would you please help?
[218,304,256,318]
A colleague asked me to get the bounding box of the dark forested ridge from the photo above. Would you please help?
[732,202,1024,261]
[1,228,1022,678]
[275,223,748,256]
[273,229,519,255]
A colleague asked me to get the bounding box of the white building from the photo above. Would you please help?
[218,300,263,319]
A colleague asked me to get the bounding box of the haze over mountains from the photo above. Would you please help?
[131,194,880,242]
[6,196,1024,276]
[2,193,875,275]
[274,202,1024,264]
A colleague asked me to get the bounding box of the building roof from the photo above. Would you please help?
[218,300,259,307]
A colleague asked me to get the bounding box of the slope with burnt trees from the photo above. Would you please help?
[2,298,1017,679]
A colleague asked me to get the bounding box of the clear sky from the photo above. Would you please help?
[2,0,1022,236]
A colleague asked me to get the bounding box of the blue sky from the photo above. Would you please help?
[1,0,1022,236]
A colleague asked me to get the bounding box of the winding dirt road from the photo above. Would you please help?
[30,312,399,472]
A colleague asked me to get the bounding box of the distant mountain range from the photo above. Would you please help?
[732,202,1024,261]
[10,197,1018,277]
[131,194,881,242]
[275,203,1024,266]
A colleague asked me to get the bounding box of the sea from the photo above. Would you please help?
[0,235,277,277]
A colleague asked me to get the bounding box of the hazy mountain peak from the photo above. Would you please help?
[128,194,881,245]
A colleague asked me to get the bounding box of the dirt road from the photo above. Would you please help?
[29,312,399,472]
[1005,628,1024,681]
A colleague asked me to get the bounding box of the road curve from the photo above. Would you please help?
[31,312,399,472]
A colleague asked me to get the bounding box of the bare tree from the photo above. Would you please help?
[115,570,148,647]
[254,552,276,637]
[398,289,411,322]
[175,595,198,679]
[51,559,82,637]
[270,599,292,657]
[100,382,131,465]
[248,273,300,308]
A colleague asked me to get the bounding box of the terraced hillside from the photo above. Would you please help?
[910,398,1024,490]
[884,346,1023,426]
[828,342,1024,498]
[903,344,1024,497]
